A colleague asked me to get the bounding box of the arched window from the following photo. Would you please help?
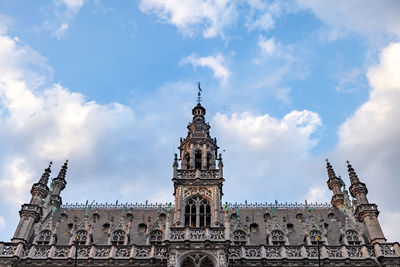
[37,230,52,245]
[206,153,213,169]
[309,230,323,245]
[184,196,211,227]
[184,153,190,169]
[195,150,202,170]
[346,230,361,245]
[271,230,285,245]
[149,230,163,244]
[75,230,88,245]
[112,230,125,245]
[233,230,247,245]
[181,255,214,267]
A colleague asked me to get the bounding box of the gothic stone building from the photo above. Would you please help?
[0,102,399,267]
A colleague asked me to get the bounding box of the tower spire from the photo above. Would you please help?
[50,160,68,209]
[38,161,53,185]
[326,159,344,211]
[197,82,202,104]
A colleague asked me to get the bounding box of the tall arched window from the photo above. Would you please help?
[37,230,52,245]
[184,196,211,227]
[206,153,212,169]
[195,150,202,170]
[184,153,190,169]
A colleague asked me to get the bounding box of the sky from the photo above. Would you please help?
[0,0,399,243]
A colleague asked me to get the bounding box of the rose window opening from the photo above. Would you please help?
[184,196,211,227]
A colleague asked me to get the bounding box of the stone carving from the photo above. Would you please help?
[218,252,227,267]
[348,246,363,258]
[326,247,342,258]
[265,247,281,258]
[155,246,167,258]
[115,247,130,258]
[54,246,70,257]
[367,246,375,257]
[170,229,185,240]
[380,244,395,256]
[286,247,302,258]
[306,247,318,258]
[167,252,177,267]
[135,246,151,258]
[228,247,241,258]
[190,229,206,240]
[210,229,224,240]
[182,187,213,199]
[77,246,90,257]
[2,245,16,256]
[33,246,50,258]
[244,246,261,258]
[94,246,110,257]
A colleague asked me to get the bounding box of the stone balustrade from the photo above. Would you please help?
[169,227,225,241]
[177,169,219,179]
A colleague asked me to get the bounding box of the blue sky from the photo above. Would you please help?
[0,0,400,242]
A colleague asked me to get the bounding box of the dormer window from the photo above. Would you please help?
[37,230,52,245]
[112,230,126,245]
[309,230,323,245]
[149,230,163,245]
[271,230,285,245]
[346,230,361,245]
[233,230,247,245]
[75,230,88,245]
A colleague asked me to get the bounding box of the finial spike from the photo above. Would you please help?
[39,161,52,185]
[56,160,68,180]
[197,82,202,104]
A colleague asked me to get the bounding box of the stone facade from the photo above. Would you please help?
[0,101,399,267]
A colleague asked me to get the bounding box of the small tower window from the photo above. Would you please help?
[75,230,88,245]
[207,153,213,169]
[37,230,52,245]
[233,230,247,245]
[184,196,211,227]
[195,150,202,170]
[346,230,361,245]
[112,230,125,245]
[184,153,190,169]
[271,230,285,245]
[149,230,163,244]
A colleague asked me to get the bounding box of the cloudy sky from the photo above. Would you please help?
[0,0,400,242]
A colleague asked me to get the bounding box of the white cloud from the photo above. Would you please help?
[303,186,329,203]
[180,53,230,83]
[61,0,85,12]
[213,110,322,201]
[335,42,400,242]
[257,36,277,57]
[295,0,400,40]
[139,0,237,38]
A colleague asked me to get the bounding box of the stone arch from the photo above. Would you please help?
[184,195,211,227]
[177,251,217,267]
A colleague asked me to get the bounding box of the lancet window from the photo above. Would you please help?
[75,230,88,245]
[271,230,285,245]
[346,230,361,245]
[37,230,52,245]
[184,196,211,227]
[184,153,190,169]
[233,230,247,245]
[149,230,163,244]
[195,150,202,169]
[111,230,126,245]
[309,230,323,245]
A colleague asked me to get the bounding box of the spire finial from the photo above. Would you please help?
[39,161,53,184]
[347,160,360,184]
[56,159,68,180]
[326,158,337,180]
[197,82,202,104]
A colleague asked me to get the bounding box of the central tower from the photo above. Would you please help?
[172,101,224,228]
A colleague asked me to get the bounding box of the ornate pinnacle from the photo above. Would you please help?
[56,160,68,180]
[326,159,337,181]
[38,161,53,185]
[347,160,360,185]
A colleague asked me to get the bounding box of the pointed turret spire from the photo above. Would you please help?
[38,161,53,185]
[56,160,68,180]
[347,160,360,184]
[326,159,345,211]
